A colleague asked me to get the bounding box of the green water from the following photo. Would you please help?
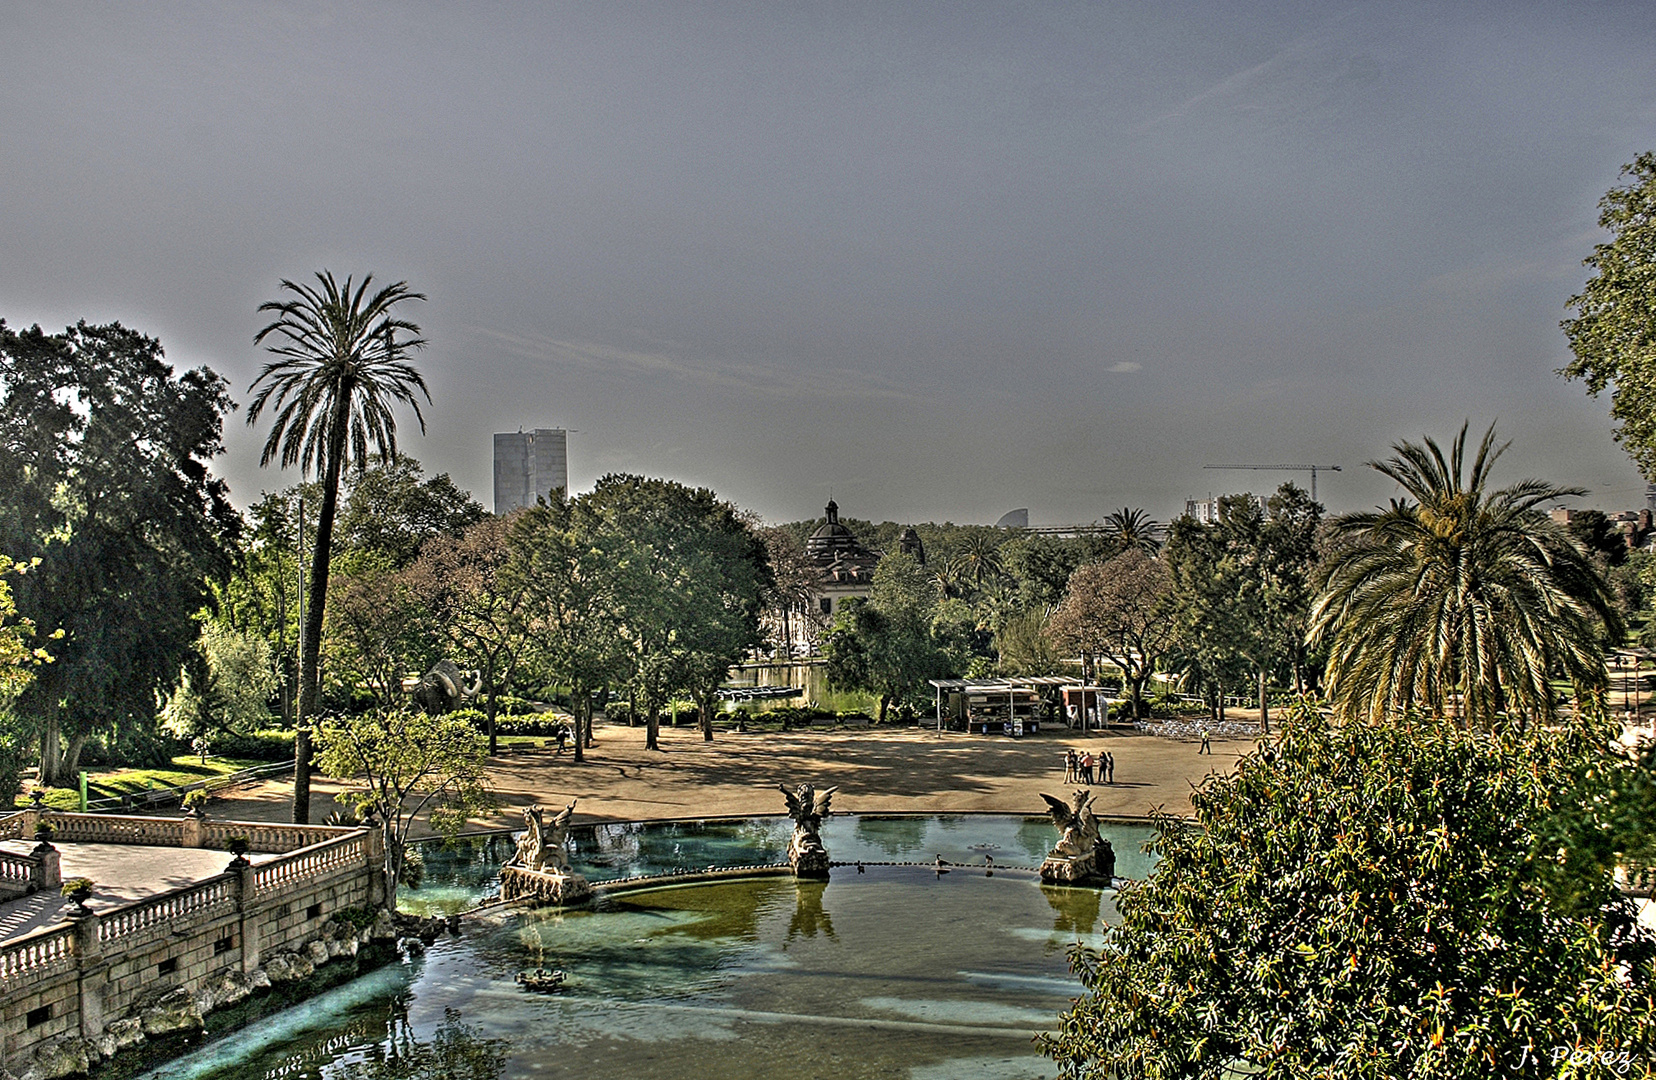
[135,816,1139,1080]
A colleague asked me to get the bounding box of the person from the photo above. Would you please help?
[1199,727,1211,755]
[1067,702,1078,729]
[555,726,569,755]
[1080,751,1095,785]
[1064,749,1078,784]
[1106,751,1116,784]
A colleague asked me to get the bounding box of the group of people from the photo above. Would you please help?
[1063,748,1115,785]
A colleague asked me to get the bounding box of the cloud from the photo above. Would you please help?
[1107,361,1142,373]
[470,327,920,403]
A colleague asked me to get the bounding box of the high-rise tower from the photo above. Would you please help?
[493,428,568,513]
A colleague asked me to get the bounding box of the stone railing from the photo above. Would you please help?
[0,851,39,897]
[253,834,367,895]
[40,814,186,846]
[97,875,239,946]
[0,814,28,842]
[0,925,75,985]
[200,821,353,854]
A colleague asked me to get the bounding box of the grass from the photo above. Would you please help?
[20,755,269,809]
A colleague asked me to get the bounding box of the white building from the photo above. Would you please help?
[493,428,568,513]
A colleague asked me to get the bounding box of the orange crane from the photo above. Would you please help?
[1202,463,1341,503]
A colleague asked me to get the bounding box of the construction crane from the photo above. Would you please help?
[1203,463,1342,503]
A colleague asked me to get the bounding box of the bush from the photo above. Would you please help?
[211,729,295,762]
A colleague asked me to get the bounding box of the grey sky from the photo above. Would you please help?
[4,2,1655,525]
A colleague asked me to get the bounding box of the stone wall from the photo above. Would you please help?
[0,815,383,1076]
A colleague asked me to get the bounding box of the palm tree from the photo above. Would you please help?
[1103,508,1162,555]
[1308,423,1620,730]
[249,272,429,822]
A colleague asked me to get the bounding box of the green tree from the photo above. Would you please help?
[1309,424,1619,729]
[575,475,769,749]
[336,453,484,569]
[315,708,491,911]
[824,552,948,721]
[1043,706,1656,1079]
[1101,507,1163,556]
[511,493,627,762]
[249,271,429,823]
[1562,152,1656,479]
[159,621,279,738]
[1566,508,1629,569]
[0,320,240,784]
[323,556,428,710]
[1047,549,1176,719]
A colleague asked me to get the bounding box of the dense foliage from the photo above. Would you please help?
[1310,425,1619,729]
[1044,706,1656,1079]
[0,319,240,784]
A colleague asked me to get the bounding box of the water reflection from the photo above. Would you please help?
[786,881,836,944]
[852,815,927,857]
[1041,884,1102,943]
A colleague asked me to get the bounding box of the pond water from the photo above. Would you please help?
[134,815,1157,1080]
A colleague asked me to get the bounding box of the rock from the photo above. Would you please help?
[306,940,331,967]
[94,1032,117,1061]
[397,936,425,959]
[196,968,252,1013]
[106,1018,144,1051]
[140,987,203,1037]
[371,909,397,941]
[262,951,314,984]
[248,968,272,992]
[20,1036,94,1079]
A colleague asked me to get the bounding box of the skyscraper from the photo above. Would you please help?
[493,428,568,513]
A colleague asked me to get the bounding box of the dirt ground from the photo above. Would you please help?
[202,718,1251,836]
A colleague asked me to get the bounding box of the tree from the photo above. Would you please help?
[1562,152,1656,479]
[1163,485,1322,732]
[758,526,820,660]
[1042,706,1656,1079]
[1101,507,1163,556]
[336,453,484,569]
[824,552,949,721]
[574,475,769,749]
[0,557,52,703]
[159,621,279,738]
[0,320,240,784]
[1309,424,1619,729]
[315,708,491,912]
[248,271,429,823]
[323,557,428,710]
[409,514,536,753]
[1047,549,1177,719]
[1566,508,1629,569]
[511,493,627,763]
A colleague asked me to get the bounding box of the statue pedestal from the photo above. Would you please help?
[789,835,830,879]
[501,865,594,907]
[1038,851,1099,885]
[1039,841,1116,887]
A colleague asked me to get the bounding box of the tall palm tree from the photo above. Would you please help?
[249,272,428,822]
[1103,508,1163,555]
[1308,423,1619,730]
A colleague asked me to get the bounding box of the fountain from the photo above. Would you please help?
[498,802,593,905]
[1037,789,1116,885]
[778,781,836,878]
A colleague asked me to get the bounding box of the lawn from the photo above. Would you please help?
[21,756,270,810]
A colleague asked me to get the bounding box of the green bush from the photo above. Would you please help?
[212,730,295,762]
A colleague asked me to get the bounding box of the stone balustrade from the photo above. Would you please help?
[0,814,385,1071]
[0,926,75,986]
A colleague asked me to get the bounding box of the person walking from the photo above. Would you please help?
[1199,727,1211,755]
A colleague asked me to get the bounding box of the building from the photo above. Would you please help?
[493,428,568,514]
[805,500,881,618]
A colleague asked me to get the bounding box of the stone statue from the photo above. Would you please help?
[1038,789,1111,885]
[779,782,837,879]
[411,659,484,714]
[500,801,589,905]
[506,802,576,872]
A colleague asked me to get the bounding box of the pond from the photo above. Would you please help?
[134,815,1158,1080]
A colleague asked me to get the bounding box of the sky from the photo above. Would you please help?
[4,1,1656,527]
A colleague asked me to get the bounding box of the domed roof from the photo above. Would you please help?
[807,500,870,560]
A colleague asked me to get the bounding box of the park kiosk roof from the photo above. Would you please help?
[927,677,1071,732]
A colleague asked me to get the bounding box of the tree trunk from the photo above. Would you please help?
[701,691,715,742]
[878,694,891,723]
[1257,666,1270,735]
[294,409,349,825]
[571,685,586,763]
[38,714,63,788]
[484,667,499,755]
[61,733,88,783]
[646,704,660,751]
